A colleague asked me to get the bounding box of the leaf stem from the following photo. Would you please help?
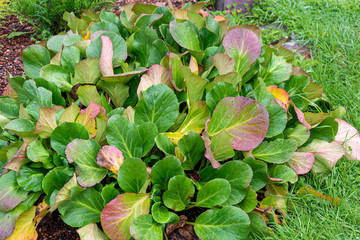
[185,221,196,226]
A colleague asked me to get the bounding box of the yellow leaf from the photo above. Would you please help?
[165,132,187,145]
[82,31,91,40]
[267,85,290,107]
[296,187,340,206]
[7,206,38,240]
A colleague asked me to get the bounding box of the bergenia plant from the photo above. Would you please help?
[0,2,359,240]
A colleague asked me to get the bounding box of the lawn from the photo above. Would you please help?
[228,0,360,238]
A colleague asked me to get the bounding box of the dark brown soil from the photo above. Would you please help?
[0,15,34,95]
[37,211,80,240]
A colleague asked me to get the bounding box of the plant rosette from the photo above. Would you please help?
[0,2,358,240]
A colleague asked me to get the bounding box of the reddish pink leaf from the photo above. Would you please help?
[292,102,312,129]
[335,118,360,160]
[99,36,114,77]
[288,152,315,175]
[137,64,172,98]
[298,139,345,173]
[97,145,124,174]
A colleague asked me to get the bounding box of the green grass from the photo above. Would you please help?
[213,0,360,238]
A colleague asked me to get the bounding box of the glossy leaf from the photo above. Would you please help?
[134,84,179,132]
[251,139,297,164]
[16,166,45,192]
[266,105,287,138]
[163,175,195,211]
[206,82,239,115]
[34,107,59,138]
[243,157,268,192]
[51,174,78,212]
[130,214,163,240]
[42,167,74,197]
[73,58,102,85]
[106,115,143,159]
[288,152,315,175]
[177,132,205,170]
[194,206,250,240]
[169,20,201,51]
[335,118,360,160]
[40,65,72,92]
[77,223,110,240]
[137,64,172,98]
[22,45,50,79]
[51,122,90,157]
[150,156,184,191]
[59,187,105,227]
[195,179,231,208]
[177,101,209,134]
[86,32,127,66]
[298,139,345,172]
[118,158,148,194]
[151,202,179,224]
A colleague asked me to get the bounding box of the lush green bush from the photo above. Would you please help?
[9,0,115,39]
[0,2,359,239]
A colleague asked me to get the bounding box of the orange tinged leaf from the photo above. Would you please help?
[165,132,186,145]
[296,187,341,206]
[214,15,227,22]
[83,31,91,40]
[76,102,101,138]
[267,85,290,107]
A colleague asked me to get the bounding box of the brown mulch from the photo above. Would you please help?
[0,15,34,95]
[37,211,80,240]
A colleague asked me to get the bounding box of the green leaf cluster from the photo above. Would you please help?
[0,3,356,240]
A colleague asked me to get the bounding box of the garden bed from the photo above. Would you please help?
[1,1,359,240]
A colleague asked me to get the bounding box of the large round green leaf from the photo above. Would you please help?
[117,157,148,193]
[177,132,205,170]
[0,98,19,119]
[251,139,297,164]
[169,20,201,51]
[207,96,269,151]
[130,27,162,67]
[130,214,163,240]
[150,156,184,191]
[163,175,195,211]
[59,186,105,228]
[22,45,50,79]
[194,206,250,240]
[40,64,73,92]
[42,167,74,197]
[151,202,179,224]
[134,84,179,133]
[106,115,143,159]
[16,165,45,192]
[50,122,90,157]
[195,179,231,208]
[266,104,287,138]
